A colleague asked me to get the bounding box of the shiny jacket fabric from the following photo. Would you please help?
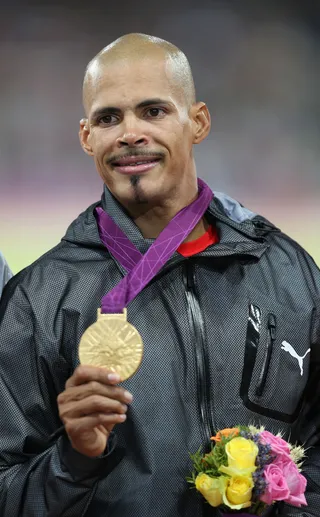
[0,185,319,517]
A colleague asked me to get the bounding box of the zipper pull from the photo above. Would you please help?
[256,313,277,396]
[268,314,276,340]
[185,261,194,291]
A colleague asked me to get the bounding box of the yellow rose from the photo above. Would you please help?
[222,437,258,475]
[195,473,228,507]
[223,474,253,510]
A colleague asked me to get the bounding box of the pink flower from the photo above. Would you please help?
[259,431,307,507]
[260,431,291,462]
[260,464,290,505]
[282,461,307,507]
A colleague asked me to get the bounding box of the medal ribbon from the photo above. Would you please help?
[95,178,213,313]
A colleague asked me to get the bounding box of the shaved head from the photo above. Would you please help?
[83,33,196,115]
[79,32,211,218]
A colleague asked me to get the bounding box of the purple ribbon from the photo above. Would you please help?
[95,178,213,313]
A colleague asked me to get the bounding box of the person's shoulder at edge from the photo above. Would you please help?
[0,251,13,296]
[0,198,103,306]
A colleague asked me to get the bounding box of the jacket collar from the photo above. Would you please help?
[98,184,276,275]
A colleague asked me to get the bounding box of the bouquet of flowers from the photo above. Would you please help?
[188,426,307,516]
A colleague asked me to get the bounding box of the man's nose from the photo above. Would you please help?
[116,116,149,147]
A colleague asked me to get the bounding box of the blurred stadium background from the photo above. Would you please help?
[1,0,319,273]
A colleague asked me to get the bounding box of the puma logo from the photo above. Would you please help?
[281,341,310,376]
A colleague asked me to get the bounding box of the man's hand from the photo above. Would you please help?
[57,365,133,457]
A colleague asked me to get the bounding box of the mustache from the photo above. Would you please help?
[107,150,165,164]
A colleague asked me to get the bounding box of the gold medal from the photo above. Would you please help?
[79,309,143,381]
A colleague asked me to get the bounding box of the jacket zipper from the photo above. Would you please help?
[184,261,214,446]
[256,313,277,396]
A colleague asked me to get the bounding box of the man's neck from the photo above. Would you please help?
[132,206,209,242]
[110,174,209,242]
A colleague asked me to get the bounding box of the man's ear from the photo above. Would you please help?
[191,102,211,144]
[79,118,94,156]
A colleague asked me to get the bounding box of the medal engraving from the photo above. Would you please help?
[79,309,143,381]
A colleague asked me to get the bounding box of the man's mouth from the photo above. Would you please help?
[110,155,162,175]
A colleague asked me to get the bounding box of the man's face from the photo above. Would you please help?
[81,56,208,208]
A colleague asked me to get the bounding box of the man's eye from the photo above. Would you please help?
[146,108,165,117]
[99,115,117,125]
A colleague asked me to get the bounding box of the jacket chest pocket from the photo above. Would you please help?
[240,302,312,423]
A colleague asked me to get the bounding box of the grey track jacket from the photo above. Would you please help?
[0,184,319,516]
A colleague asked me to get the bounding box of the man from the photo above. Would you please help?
[0,33,319,517]
[0,251,12,296]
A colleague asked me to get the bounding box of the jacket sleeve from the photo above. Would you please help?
[278,370,320,517]
[0,276,116,516]
[278,255,320,517]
